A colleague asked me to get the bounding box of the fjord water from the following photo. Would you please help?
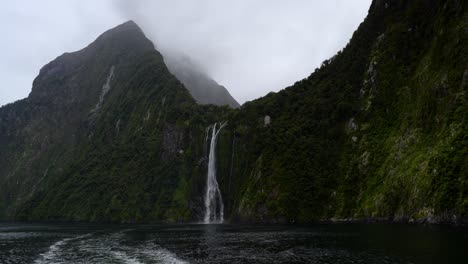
[1,223,467,264]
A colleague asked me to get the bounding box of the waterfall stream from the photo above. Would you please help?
[204,122,226,224]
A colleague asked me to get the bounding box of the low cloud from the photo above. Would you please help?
[113,0,371,104]
[0,0,371,106]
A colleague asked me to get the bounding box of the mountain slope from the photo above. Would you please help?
[164,54,240,108]
[219,0,468,223]
[0,20,168,217]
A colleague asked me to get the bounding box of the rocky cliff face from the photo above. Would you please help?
[1,0,467,224]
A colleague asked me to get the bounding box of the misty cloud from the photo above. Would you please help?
[0,0,371,106]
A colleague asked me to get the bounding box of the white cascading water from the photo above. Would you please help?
[204,122,226,224]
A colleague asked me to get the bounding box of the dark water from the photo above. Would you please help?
[0,223,467,264]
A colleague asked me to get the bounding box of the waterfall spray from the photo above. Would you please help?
[204,122,226,223]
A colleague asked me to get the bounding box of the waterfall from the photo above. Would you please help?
[204,122,226,224]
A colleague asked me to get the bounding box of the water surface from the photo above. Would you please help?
[1,223,467,263]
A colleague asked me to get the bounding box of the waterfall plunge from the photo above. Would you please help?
[204,122,226,224]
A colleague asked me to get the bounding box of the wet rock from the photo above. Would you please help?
[161,124,185,161]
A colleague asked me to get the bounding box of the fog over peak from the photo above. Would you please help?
[0,0,371,106]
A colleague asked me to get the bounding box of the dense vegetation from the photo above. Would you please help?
[221,0,468,223]
[0,0,466,224]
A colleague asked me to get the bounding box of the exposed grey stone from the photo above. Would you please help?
[161,124,185,161]
[264,115,271,126]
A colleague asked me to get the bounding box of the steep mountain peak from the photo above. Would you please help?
[29,20,159,104]
[118,20,139,28]
[29,20,239,109]
[80,20,157,60]
[95,20,148,45]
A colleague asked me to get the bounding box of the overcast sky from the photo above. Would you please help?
[0,0,371,106]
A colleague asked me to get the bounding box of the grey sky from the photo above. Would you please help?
[0,0,371,106]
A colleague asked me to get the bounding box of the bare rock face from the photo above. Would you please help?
[263,115,271,126]
[161,124,185,161]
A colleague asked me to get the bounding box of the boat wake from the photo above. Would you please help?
[34,233,92,264]
[34,230,188,264]
[137,242,188,264]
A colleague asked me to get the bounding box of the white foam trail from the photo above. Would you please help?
[111,250,144,264]
[139,243,189,264]
[34,238,69,264]
[204,122,227,224]
[34,230,189,264]
[34,234,91,264]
